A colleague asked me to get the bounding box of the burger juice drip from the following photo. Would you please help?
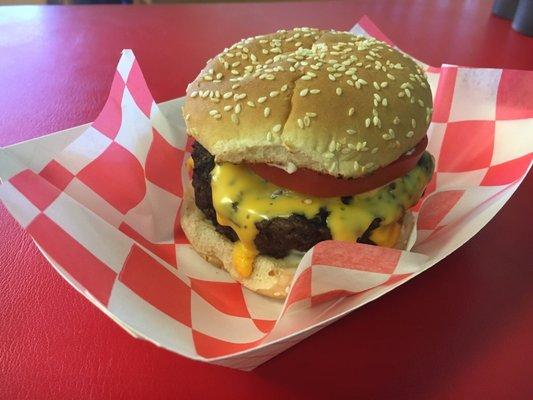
[211,152,434,278]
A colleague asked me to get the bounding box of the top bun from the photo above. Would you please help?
[182,28,432,178]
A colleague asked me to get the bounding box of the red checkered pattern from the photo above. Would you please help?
[1,19,532,370]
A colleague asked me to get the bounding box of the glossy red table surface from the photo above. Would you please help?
[1,2,532,399]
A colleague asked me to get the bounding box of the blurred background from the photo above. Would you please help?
[0,0,531,35]
[0,0,295,4]
[0,0,293,4]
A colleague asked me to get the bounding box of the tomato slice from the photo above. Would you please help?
[248,136,428,197]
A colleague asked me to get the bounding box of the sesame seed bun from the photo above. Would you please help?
[180,184,414,299]
[182,28,433,178]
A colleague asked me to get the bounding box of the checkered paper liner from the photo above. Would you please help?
[1,17,532,371]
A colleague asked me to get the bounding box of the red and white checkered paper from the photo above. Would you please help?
[1,17,532,370]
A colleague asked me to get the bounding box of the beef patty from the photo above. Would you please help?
[191,141,378,259]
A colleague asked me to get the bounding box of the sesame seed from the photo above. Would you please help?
[306,112,317,117]
[418,99,425,107]
[264,107,271,117]
[386,73,395,80]
[324,152,335,159]
[200,91,209,98]
[185,114,190,121]
[234,104,242,114]
[371,147,379,154]
[231,114,239,124]
[380,82,388,88]
[300,88,309,96]
[405,88,411,97]
[357,78,368,85]
[214,114,221,120]
[336,87,343,95]
[209,110,219,116]
[393,116,400,125]
[281,84,288,92]
[223,92,233,99]
[382,98,388,106]
[190,91,198,98]
[365,118,371,127]
[266,131,273,142]
[398,92,405,98]
[310,89,321,94]
[247,101,255,107]
[328,74,336,81]
[347,129,356,135]
[304,116,311,126]
[258,96,267,103]
[374,93,381,101]
[204,75,213,81]
[223,105,233,111]
[272,124,282,133]
[373,82,380,90]
[328,140,336,152]
[382,133,392,140]
[270,91,279,97]
[411,118,416,128]
[231,84,240,90]
[303,199,313,205]
[373,116,380,126]
[348,107,355,116]
[297,118,304,128]
[406,130,415,138]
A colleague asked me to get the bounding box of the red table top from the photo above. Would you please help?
[1,1,532,399]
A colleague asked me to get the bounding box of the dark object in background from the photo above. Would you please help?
[513,0,533,36]
[492,0,519,19]
[68,0,130,3]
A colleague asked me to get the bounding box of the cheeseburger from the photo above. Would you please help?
[181,28,434,298]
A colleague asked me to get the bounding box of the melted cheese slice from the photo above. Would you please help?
[211,152,433,277]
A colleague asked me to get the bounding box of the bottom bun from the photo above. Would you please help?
[180,185,414,299]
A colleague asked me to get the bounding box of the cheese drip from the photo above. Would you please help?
[211,152,434,277]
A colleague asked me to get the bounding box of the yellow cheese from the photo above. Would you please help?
[210,152,433,277]
[370,221,402,248]
[186,157,194,172]
[232,241,258,277]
